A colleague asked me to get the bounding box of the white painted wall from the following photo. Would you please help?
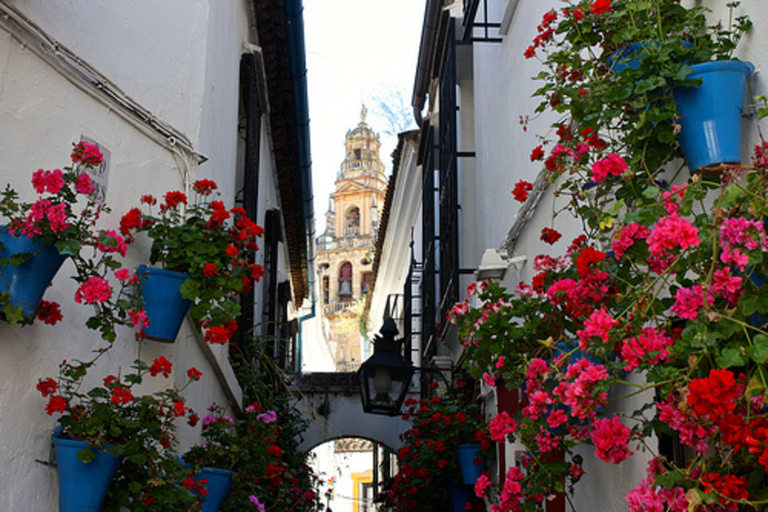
[0,0,293,508]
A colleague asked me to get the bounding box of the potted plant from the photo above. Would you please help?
[182,354,321,512]
[527,0,752,176]
[390,382,491,512]
[0,142,141,340]
[453,2,768,505]
[38,346,205,511]
[120,179,264,343]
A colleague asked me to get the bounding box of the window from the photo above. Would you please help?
[338,262,353,300]
[362,272,373,295]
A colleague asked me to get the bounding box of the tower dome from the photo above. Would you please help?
[339,105,386,180]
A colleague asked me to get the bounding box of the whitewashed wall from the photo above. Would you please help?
[0,1,284,508]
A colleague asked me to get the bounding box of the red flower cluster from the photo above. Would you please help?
[512,180,534,202]
[540,227,562,245]
[149,356,173,378]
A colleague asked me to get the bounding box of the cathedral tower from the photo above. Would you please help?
[316,106,388,370]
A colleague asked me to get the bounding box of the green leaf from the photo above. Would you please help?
[55,238,80,257]
[747,334,768,364]
[641,186,659,199]
[3,303,24,324]
[721,184,745,209]
[76,448,96,464]
[654,470,684,489]
[716,347,746,368]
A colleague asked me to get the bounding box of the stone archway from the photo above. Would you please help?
[291,372,414,452]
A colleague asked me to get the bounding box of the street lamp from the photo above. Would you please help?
[357,318,415,416]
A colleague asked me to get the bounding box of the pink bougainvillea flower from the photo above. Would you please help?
[74,276,112,304]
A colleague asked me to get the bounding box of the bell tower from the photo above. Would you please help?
[316,106,388,371]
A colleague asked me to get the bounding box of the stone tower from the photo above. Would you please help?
[316,106,388,371]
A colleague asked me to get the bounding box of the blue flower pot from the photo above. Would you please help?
[446,482,473,512]
[674,60,754,174]
[454,444,486,485]
[137,265,191,343]
[0,228,67,322]
[194,467,233,512]
[52,426,122,512]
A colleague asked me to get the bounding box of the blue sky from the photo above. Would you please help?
[304,0,425,234]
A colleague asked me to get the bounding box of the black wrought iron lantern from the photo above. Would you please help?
[357,318,415,416]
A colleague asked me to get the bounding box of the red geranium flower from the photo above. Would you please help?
[45,395,68,415]
[162,191,187,209]
[111,387,133,405]
[541,227,562,245]
[37,378,58,397]
[36,300,63,325]
[187,367,203,380]
[193,179,218,196]
[590,0,611,15]
[202,263,218,277]
[149,356,173,378]
[512,180,534,202]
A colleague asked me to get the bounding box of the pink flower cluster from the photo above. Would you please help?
[21,199,68,237]
[590,153,628,181]
[625,458,688,512]
[489,411,517,442]
[74,276,112,304]
[719,216,767,270]
[657,394,717,454]
[576,308,617,351]
[619,327,674,371]
[646,213,700,260]
[612,222,651,259]
[32,169,65,194]
[590,415,632,464]
[490,466,523,512]
[552,359,608,419]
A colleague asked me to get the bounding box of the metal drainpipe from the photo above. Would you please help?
[285,0,316,371]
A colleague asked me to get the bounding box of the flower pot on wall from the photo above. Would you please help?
[446,482,473,512]
[674,60,754,174]
[52,426,122,512]
[194,467,233,512]
[137,265,192,343]
[454,444,486,485]
[0,228,67,322]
